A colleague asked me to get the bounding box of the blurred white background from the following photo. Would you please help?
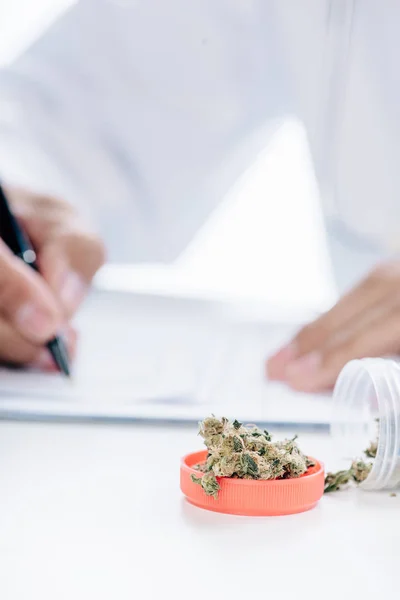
[0,0,337,316]
[0,0,73,66]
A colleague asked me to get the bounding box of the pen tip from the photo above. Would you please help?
[59,356,71,378]
[47,336,71,379]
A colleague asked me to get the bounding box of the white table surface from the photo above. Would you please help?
[0,420,397,600]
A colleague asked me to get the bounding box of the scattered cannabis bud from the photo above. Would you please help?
[364,440,378,459]
[190,416,312,498]
[324,420,379,493]
[324,459,373,493]
[324,469,353,494]
[365,419,379,458]
[351,460,373,483]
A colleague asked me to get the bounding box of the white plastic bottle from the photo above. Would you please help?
[331,358,400,491]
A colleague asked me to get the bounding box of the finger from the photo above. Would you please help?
[293,264,400,357]
[268,297,396,382]
[286,309,400,392]
[266,343,297,381]
[39,231,105,316]
[0,240,61,343]
[267,265,400,378]
[0,318,76,366]
[9,188,105,316]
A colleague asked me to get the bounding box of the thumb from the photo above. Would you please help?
[0,240,61,343]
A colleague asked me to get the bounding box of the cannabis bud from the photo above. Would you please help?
[352,460,373,483]
[324,469,353,494]
[364,440,378,459]
[191,416,312,498]
[191,472,220,499]
[324,421,378,493]
[324,460,373,493]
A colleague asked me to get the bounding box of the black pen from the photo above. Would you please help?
[0,183,71,376]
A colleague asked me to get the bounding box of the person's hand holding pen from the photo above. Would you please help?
[0,186,105,369]
[267,261,400,392]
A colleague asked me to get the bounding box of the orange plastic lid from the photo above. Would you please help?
[181,450,324,516]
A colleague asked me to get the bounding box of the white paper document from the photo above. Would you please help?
[0,291,332,428]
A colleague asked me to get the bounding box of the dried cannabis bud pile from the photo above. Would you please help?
[191,416,314,498]
[324,422,378,493]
